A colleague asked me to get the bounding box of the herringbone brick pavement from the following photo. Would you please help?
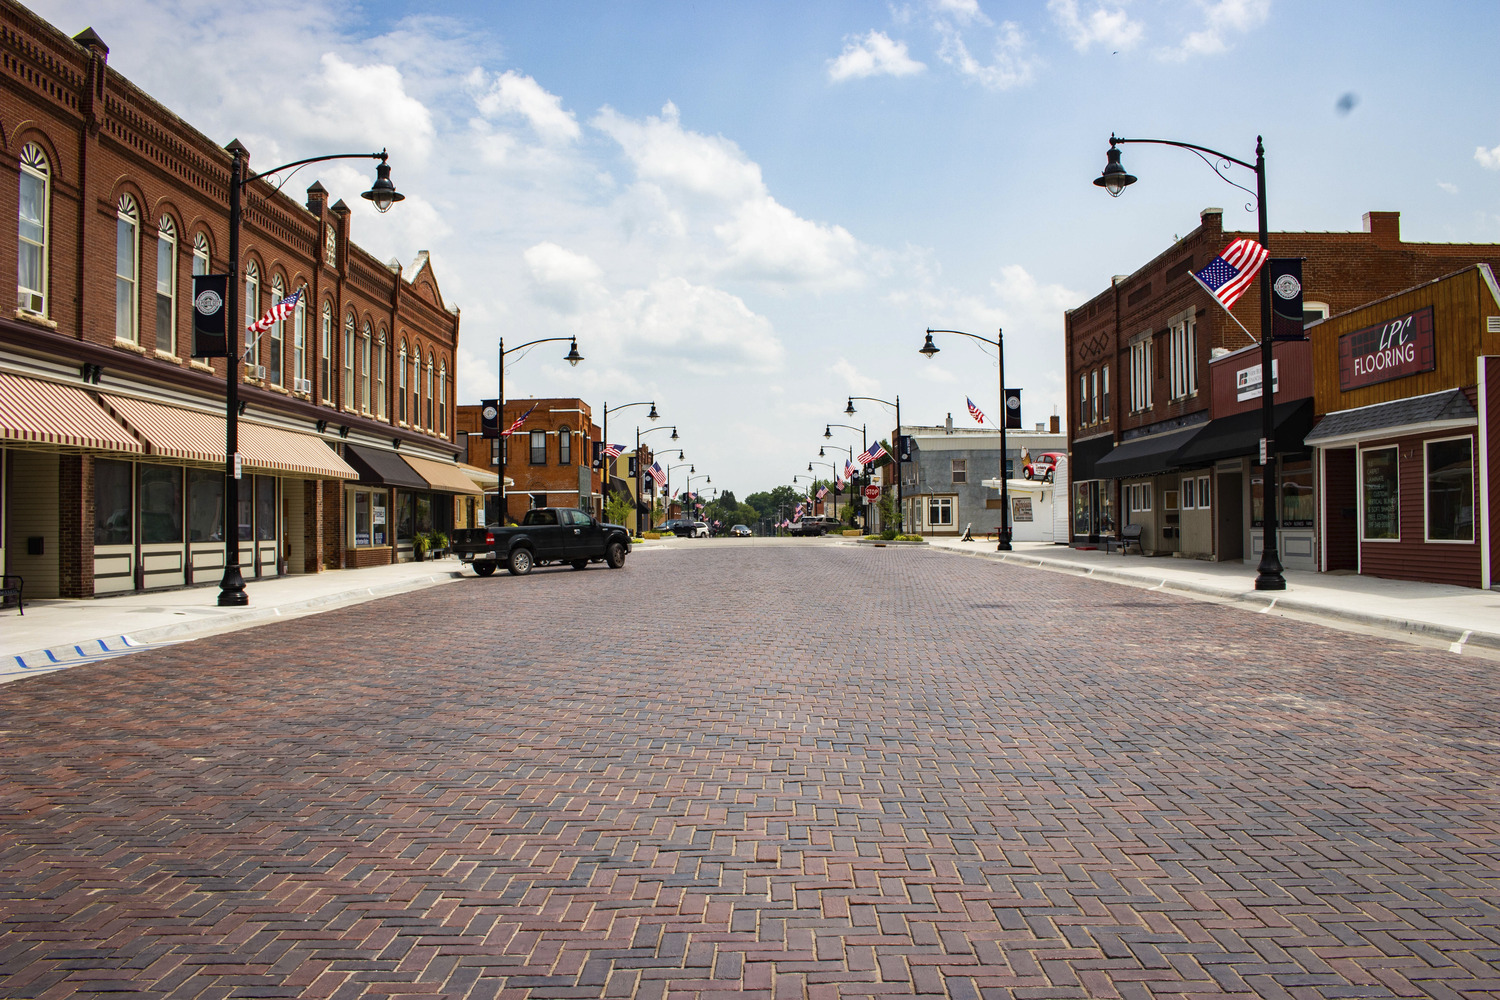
[0,544,1496,999]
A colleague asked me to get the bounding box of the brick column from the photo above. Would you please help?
[303,479,324,574]
[58,454,94,598]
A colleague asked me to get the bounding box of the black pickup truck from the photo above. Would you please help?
[451,507,631,576]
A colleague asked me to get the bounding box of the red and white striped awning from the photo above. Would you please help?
[0,372,143,453]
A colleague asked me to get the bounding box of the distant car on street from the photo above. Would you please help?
[789,515,841,537]
[730,524,752,537]
[690,521,709,537]
[1024,451,1064,481]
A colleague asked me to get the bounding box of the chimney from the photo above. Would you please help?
[1363,211,1401,249]
[945,413,953,434]
[1049,414,1060,434]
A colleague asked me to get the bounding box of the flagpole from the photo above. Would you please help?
[1188,270,1258,345]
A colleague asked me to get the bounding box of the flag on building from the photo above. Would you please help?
[1190,239,1269,313]
[966,397,987,425]
[501,403,537,437]
[648,461,666,487]
[602,443,628,459]
[244,288,302,346]
[857,442,889,466]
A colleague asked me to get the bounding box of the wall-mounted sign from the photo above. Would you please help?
[1012,496,1033,522]
[1338,306,1436,391]
[1235,359,1279,401]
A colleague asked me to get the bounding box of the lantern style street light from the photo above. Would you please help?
[635,424,678,532]
[1093,132,1283,590]
[844,396,903,533]
[217,143,403,607]
[920,327,1012,551]
[496,336,583,524]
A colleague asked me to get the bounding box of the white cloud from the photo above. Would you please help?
[828,30,926,81]
[1048,0,1143,52]
[934,18,1038,89]
[929,0,988,25]
[1438,181,1459,195]
[1476,145,1500,170]
[523,242,606,314]
[832,358,882,397]
[603,277,785,375]
[472,69,580,143]
[1161,0,1270,60]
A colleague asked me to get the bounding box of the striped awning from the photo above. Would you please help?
[0,372,143,453]
[402,453,485,495]
[99,394,356,479]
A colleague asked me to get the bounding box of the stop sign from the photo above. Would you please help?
[863,484,881,500]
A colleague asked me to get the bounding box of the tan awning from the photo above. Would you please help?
[402,454,484,495]
[99,394,356,479]
[0,372,143,453]
[459,462,501,488]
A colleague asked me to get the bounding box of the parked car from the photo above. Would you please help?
[690,521,709,537]
[451,507,630,576]
[789,515,840,536]
[730,524,752,537]
[1024,451,1064,481]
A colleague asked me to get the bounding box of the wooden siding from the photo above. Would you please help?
[1209,339,1313,417]
[1358,430,1480,587]
[1487,357,1500,585]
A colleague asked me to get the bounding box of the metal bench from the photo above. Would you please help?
[1106,523,1143,555]
[0,574,23,615]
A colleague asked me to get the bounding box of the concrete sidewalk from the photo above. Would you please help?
[920,535,1500,653]
[0,558,468,682]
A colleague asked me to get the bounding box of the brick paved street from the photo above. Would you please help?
[1,542,1497,999]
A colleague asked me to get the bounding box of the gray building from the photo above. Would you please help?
[900,416,1066,536]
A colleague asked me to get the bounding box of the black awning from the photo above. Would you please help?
[1070,434,1117,482]
[1172,398,1315,467]
[1092,424,1205,481]
[343,443,428,490]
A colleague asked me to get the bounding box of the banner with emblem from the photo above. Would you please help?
[1270,258,1306,341]
[192,274,229,357]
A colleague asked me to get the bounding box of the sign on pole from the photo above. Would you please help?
[863,484,881,501]
[192,274,229,358]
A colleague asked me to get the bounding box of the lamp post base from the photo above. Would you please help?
[217,565,249,606]
[996,537,1012,552]
[1254,552,1286,591]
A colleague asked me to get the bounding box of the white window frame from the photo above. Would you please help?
[1129,482,1154,513]
[1129,338,1152,412]
[17,143,49,316]
[155,216,177,356]
[242,260,260,369]
[1091,369,1100,424]
[1169,314,1197,401]
[1359,444,1400,543]
[411,349,421,428]
[360,321,372,413]
[426,353,434,429]
[438,360,447,435]
[1423,434,1475,544]
[293,292,307,390]
[377,329,387,420]
[1079,373,1090,427]
[267,274,285,386]
[1181,477,1196,509]
[343,312,356,410]
[1197,475,1211,510]
[951,458,966,484]
[320,303,333,403]
[1101,365,1110,424]
[1303,301,1330,326]
[115,194,140,344]
[927,495,954,527]
[397,342,408,424]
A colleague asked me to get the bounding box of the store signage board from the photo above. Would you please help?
[1235,359,1279,401]
[1338,306,1436,391]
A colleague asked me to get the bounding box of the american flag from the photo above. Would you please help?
[602,443,628,459]
[244,288,302,350]
[648,461,666,487]
[844,459,856,481]
[816,486,828,499]
[835,473,844,489]
[500,403,537,437]
[857,442,888,465]
[1191,239,1269,313]
[966,397,987,425]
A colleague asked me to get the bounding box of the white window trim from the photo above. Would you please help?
[155,216,177,357]
[343,313,356,411]
[17,143,50,317]
[115,194,140,344]
[1181,477,1196,509]
[377,330,388,420]
[320,304,333,403]
[360,322,372,413]
[293,294,307,389]
[927,495,955,527]
[1423,433,1476,545]
[1197,475,1211,510]
[397,342,408,424]
[1359,444,1400,543]
[268,275,285,386]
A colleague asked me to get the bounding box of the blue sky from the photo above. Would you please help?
[32,0,1500,499]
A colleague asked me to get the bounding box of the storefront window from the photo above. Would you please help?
[1098,481,1115,534]
[1426,437,1474,541]
[397,492,415,541]
[255,475,276,541]
[1072,483,1090,536]
[188,469,223,542]
[237,489,253,541]
[416,493,433,535]
[138,464,182,544]
[1361,447,1399,540]
[1280,458,1314,527]
[1251,473,1267,528]
[354,491,371,547]
[94,459,132,545]
[373,491,388,546]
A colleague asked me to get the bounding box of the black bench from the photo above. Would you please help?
[0,574,22,615]
[1106,524,1143,555]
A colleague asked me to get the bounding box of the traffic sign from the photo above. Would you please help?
[863,484,880,500]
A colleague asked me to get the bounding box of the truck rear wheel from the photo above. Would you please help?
[507,548,534,576]
[605,541,626,569]
[571,559,589,570]
[474,562,497,577]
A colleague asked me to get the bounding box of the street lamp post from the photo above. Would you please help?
[599,400,657,531]
[920,328,1011,551]
[845,396,902,533]
[636,423,678,532]
[825,422,866,529]
[497,336,584,524]
[665,460,691,519]
[809,461,838,519]
[217,142,404,607]
[1093,133,1283,590]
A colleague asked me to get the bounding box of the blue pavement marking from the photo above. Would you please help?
[5,635,179,676]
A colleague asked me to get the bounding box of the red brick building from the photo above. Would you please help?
[0,2,470,597]
[456,399,601,523]
[1065,207,1500,573]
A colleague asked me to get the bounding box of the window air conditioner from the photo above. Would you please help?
[249,364,266,381]
[294,377,312,394]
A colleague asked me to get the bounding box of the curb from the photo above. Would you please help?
[927,543,1500,653]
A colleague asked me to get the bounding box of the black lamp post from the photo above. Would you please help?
[600,400,656,528]
[636,423,677,532]
[809,460,838,518]
[1094,133,1283,590]
[825,422,866,528]
[217,143,403,607]
[845,396,902,533]
[665,461,692,518]
[497,336,583,524]
[921,327,1011,551]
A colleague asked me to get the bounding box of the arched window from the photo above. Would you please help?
[192,232,210,277]
[242,259,260,369]
[343,311,355,408]
[558,424,572,465]
[293,288,307,390]
[360,321,372,413]
[18,143,49,316]
[425,352,434,430]
[411,347,421,428]
[319,303,333,403]
[438,360,447,435]
[156,216,177,356]
[268,274,285,386]
[377,329,387,420]
[398,341,408,423]
[115,194,140,343]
